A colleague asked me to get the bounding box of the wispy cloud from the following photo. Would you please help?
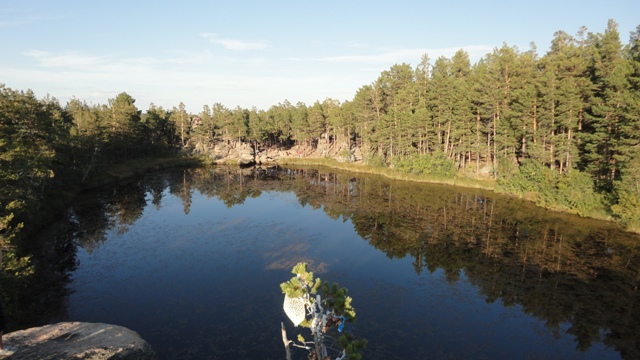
[201,33,268,51]
[313,45,492,64]
[5,47,346,110]
[24,50,111,68]
[0,15,43,28]
[23,49,269,70]
[9,43,493,113]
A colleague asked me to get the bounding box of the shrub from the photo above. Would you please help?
[393,152,456,178]
[365,155,387,168]
[498,160,606,217]
[550,170,607,217]
[611,172,640,230]
[497,159,554,196]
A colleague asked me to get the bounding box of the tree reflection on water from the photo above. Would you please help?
[9,165,640,359]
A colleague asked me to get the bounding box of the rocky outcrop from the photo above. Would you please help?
[2,322,157,360]
[203,139,365,165]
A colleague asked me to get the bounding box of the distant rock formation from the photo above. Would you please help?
[201,139,364,165]
[2,322,157,360]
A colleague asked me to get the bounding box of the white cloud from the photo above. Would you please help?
[201,33,268,51]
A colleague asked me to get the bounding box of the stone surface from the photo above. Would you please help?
[205,139,365,165]
[2,322,157,360]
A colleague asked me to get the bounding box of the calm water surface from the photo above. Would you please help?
[23,166,640,359]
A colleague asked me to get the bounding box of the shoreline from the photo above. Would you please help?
[258,156,633,232]
[23,154,636,237]
[18,156,203,241]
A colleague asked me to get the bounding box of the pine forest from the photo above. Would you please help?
[2,19,640,264]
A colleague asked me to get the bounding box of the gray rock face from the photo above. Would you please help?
[2,322,157,360]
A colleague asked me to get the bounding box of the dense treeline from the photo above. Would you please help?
[185,21,640,228]
[1,20,640,263]
[0,90,172,238]
[182,20,637,228]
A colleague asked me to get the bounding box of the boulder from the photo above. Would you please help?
[2,322,157,360]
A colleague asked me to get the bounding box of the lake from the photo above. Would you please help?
[17,166,640,359]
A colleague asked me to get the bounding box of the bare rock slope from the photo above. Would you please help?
[2,322,157,360]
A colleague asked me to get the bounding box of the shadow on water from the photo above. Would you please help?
[5,165,640,359]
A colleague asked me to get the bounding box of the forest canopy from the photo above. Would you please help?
[1,19,640,262]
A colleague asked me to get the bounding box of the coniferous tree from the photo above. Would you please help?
[541,32,590,172]
[509,44,540,165]
[470,58,494,174]
[610,25,640,228]
[230,106,249,144]
[414,54,433,155]
[322,98,341,149]
[106,92,146,159]
[169,102,189,148]
[393,72,418,159]
[375,63,415,160]
[482,45,519,178]
[449,49,473,168]
[246,107,266,147]
[144,103,174,150]
[307,101,326,152]
[0,86,70,250]
[429,57,454,155]
[349,87,375,160]
[290,101,309,146]
[192,104,215,151]
[66,98,104,179]
[581,20,632,191]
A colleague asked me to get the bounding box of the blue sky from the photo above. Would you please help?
[1,0,638,113]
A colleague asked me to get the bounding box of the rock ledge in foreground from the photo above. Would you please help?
[2,322,157,360]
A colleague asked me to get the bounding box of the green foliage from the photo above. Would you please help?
[551,170,607,217]
[280,262,321,299]
[280,262,365,359]
[0,85,67,257]
[0,204,22,248]
[1,239,35,329]
[338,334,368,360]
[611,170,640,230]
[498,159,606,217]
[393,151,456,178]
[497,159,554,196]
[320,280,357,321]
[365,155,387,168]
[0,250,34,278]
[338,148,352,162]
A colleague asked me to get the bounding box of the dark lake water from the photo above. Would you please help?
[13,166,640,359]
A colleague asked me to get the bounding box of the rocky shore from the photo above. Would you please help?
[1,322,156,360]
[196,137,363,166]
